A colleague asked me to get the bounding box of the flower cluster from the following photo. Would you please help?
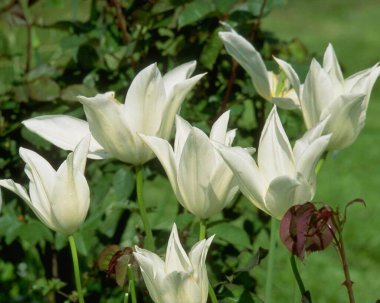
[0,26,379,303]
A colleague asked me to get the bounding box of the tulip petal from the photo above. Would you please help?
[78,92,145,164]
[265,175,299,219]
[217,145,267,212]
[159,73,205,139]
[323,44,344,87]
[162,61,196,94]
[274,57,301,96]
[124,63,166,134]
[52,136,90,235]
[219,31,271,100]
[22,115,109,159]
[321,93,365,150]
[139,134,179,198]
[174,116,192,163]
[210,111,230,143]
[19,148,58,229]
[177,128,216,218]
[272,96,300,110]
[302,59,335,128]
[165,224,192,273]
[258,107,295,181]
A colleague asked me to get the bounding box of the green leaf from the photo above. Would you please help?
[60,84,98,102]
[113,168,135,201]
[19,219,53,246]
[208,222,251,248]
[28,77,60,102]
[178,0,215,28]
[200,28,223,70]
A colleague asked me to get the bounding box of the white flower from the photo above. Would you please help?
[217,107,331,219]
[298,44,380,150]
[219,29,300,110]
[0,136,91,235]
[133,224,213,303]
[140,111,238,219]
[23,62,204,165]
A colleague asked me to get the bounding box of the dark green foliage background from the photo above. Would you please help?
[0,0,379,302]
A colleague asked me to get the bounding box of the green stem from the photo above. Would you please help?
[199,220,206,241]
[127,265,137,303]
[198,220,218,303]
[135,165,155,251]
[315,151,328,175]
[68,235,85,303]
[290,254,306,296]
[265,217,278,303]
[124,293,128,303]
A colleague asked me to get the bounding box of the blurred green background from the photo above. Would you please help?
[261,0,380,302]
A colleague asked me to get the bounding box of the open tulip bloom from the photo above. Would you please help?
[0,136,91,235]
[23,61,204,165]
[217,107,331,219]
[140,111,239,219]
[133,224,214,303]
[295,44,380,150]
[219,29,301,110]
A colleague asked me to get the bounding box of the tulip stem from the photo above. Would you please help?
[290,254,311,301]
[135,165,155,251]
[68,235,85,303]
[199,220,218,303]
[127,264,137,303]
[199,220,206,241]
[265,217,278,303]
[315,151,328,175]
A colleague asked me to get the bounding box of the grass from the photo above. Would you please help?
[260,1,380,302]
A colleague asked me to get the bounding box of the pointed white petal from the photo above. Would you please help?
[321,93,366,150]
[174,116,192,162]
[264,176,299,219]
[219,31,271,100]
[217,145,267,212]
[274,57,301,96]
[210,111,230,143]
[323,44,344,86]
[165,224,192,273]
[258,107,295,181]
[302,59,335,128]
[177,128,216,218]
[22,115,108,159]
[272,97,300,110]
[0,179,30,204]
[163,61,196,94]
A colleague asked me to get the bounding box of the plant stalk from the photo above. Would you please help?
[127,265,137,303]
[68,235,85,303]
[135,165,155,251]
[265,217,278,303]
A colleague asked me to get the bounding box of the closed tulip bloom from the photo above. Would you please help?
[133,224,214,303]
[219,29,300,110]
[23,62,204,165]
[140,111,239,219]
[283,44,380,150]
[0,136,90,235]
[218,107,331,219]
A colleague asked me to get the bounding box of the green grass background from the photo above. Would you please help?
[259,0,380,302]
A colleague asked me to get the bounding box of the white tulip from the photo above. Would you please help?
[23,62,204,165]
[0,136,91,235]
[133,224,213,303]
[217,107,331,219]
[219,29,301,110]
[140,111,239,219]
[299,44,380,150]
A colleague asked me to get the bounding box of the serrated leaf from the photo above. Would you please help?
[200,28,223,70]
[97,245,121,272]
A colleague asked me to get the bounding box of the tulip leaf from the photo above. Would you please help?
[208,222,251,248]
[178,0,215,28]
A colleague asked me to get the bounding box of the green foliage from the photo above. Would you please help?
[0,0,313,302]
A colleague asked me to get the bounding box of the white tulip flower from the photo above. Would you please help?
[0,136,91,235]
[219,29,301,110]
[217,107,331,219]
[298,44,380,150]
[140,111,239,219]
[23,61,204,165]
[133,224,214,303]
